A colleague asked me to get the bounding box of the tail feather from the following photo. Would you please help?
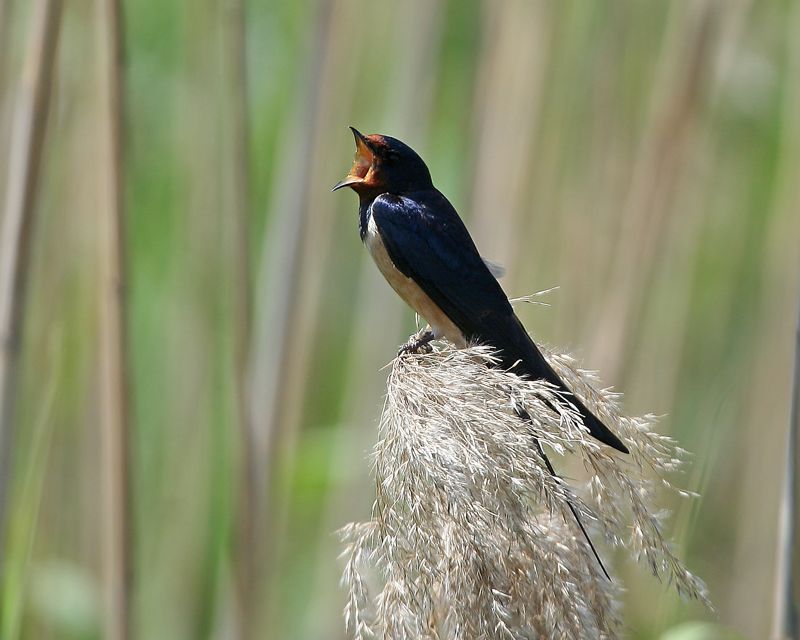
[515,405,611,580]
[535,440,611,582]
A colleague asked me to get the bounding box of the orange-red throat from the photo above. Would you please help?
[332,127,379,193]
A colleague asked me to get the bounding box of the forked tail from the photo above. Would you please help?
[515,404,611,581]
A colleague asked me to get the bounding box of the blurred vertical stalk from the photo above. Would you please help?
[0,0,13,218]
[0,0,62,582]
[775,291,800,637]
[770,2,800,635]
[304,2,444,632]
[96,0,131,637]
[0,0,13,129]
[0,0,8,45]
[0,0,10,77]
[247,4,331,633]
[588,2,715,381]
[469,0,547,276]
[220,0,255,633]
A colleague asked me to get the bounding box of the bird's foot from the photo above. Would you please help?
[398,329,435,356]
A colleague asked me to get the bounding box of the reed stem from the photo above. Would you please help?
[0,0,62,585]
[96,0,131,636]
[774,290,800,637]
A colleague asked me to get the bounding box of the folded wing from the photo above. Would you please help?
[370,192,628,454]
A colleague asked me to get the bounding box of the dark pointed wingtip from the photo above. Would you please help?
[583,409,629,454]
[604,433,629,455]
[603,428,630,454]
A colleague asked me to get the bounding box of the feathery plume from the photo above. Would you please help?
[340,342,709,639]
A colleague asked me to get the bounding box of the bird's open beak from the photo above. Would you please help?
[332,127,374,192]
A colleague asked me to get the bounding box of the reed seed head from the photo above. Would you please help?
[341,344,709,639]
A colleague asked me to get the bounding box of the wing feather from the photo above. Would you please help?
[369,193,514,344]
[369,192,629,454]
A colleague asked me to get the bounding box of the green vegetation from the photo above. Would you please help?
[0,1,797,638]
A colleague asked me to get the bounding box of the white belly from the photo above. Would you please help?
[365,216,466,347]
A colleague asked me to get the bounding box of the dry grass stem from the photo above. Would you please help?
[96,0,131,636]
[341,343,708,639]
[220,0,257,630]
[0,0,63,580]
[773,290,800,636]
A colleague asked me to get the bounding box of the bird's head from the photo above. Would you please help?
[332,127,432,197]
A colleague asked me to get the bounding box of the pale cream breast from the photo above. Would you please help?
[365,216,466,347]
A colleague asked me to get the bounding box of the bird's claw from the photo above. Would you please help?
[398,329,435,356]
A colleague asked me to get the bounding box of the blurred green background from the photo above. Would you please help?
[1,0,798,638]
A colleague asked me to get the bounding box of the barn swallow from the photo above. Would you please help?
[333,128,629,456]
[334,129,629,578]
